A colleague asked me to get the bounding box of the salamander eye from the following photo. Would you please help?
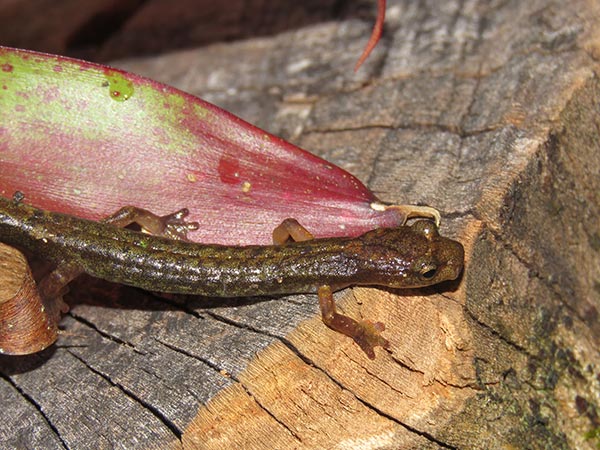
[419,265,438,280]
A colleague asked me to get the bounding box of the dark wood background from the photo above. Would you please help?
[1,0,599,448]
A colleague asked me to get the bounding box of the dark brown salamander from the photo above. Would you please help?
[0,195,464,358]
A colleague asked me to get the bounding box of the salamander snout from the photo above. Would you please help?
[354,220,465,289]
[409,220,464,285]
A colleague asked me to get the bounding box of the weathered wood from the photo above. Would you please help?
[1,0,600,448]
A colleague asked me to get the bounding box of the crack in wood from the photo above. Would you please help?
[156,338,240,383]
[68,312,144,354]
[464,305,533,359]
[0,371,68,449]
[202,309,326,372]
[67,350,183,440]
[304,121,509,141]
[238,380,305,444]
[203,309,298,343]
[347,390,460,449]
[204,301,468,447]
[481,223,588,327]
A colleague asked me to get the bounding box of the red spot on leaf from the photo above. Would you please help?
[53,65,63,73]
[1,63,13,72]
[218,155,241,184]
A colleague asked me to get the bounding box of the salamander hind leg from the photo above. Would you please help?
[104,206,199,241]
[318,285,389,359]
[37,206,198,317]
[37,262,81,322]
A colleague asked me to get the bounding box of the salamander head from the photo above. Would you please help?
[358,220,464,288]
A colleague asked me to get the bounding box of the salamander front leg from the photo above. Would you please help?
[318,285,389,359]
[272,218,314,244]
[273,218,389,359]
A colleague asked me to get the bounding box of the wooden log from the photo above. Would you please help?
[1,0,599,448]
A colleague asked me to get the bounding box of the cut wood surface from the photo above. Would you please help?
[1,0,600,449]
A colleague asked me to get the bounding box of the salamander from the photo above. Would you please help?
[0,195,464,358]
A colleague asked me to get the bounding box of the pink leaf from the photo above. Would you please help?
[0,46,405,245]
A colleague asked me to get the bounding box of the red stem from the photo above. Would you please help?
[354,0,386,71]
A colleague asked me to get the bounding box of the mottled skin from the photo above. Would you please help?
[0,196,464,358]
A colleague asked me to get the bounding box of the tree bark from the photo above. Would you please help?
[1,0,599,449]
